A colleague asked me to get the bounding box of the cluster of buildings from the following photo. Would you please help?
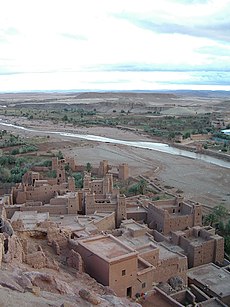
[0,156,229,306]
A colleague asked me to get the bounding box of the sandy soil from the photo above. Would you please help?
[1,115,229,209]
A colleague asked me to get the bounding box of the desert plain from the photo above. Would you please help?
[0,91,229,209]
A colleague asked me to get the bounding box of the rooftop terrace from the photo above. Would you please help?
[80,235,137,260]
[188,263,230,299]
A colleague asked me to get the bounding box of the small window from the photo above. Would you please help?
[122,269,126,276]
[142,282,146,289]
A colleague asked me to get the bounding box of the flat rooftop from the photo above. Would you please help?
[122,220,147,231]
[137,244,157,253]
[80,235,136,260]
[50,212,114,232]
[188,263,230,298]
[11,211,49,230]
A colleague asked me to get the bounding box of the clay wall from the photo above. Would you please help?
[67,196,79,214]
[153,230,169,242]
[171,289,196,305]
[191,134,211,141]
[129,227,147,238]
[118,163,129,180]
[163,215,194,234]
[138,247,159,267]
[109,255,138,297]
[16,185,55,204]
[76,243,110,286]
[189,284,210,302]
[154,254,187,285]
[85,203,116,215]
[134,263,153,296]
[173,227,224,268]
[50,197,68,206]
[181,202,192,214]
[94,213,115,231]
[214,236,225,264]
[25,201,43,207]
[126,210,147,222]
[152,198,177,207]
[91,181,103,194]
[147,204,165,231]
[98,160,109,177]
[67,249,84,272]
[31,166,50,172]
[5,204,68,217]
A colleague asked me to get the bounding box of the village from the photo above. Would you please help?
[0,153,229,307]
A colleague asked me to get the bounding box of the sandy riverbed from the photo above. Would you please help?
[1,115,230,209]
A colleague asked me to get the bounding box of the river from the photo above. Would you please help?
[0,119,230,169]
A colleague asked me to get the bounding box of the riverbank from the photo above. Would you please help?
[0,115,230,209]
[172,142,230,163]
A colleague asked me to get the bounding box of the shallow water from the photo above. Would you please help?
[1,119,230,169]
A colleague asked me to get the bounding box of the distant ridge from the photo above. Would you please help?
[0,89,230,96]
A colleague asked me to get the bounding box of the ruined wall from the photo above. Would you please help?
[67,249,84,273]
[47,226,69,254]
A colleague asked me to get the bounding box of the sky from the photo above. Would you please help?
[0,0,230,92]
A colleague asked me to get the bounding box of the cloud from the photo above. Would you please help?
[1,0,230,90]
[113,13,230,43]
[60,33,88,41]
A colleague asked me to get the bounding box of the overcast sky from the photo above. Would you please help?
[1,0,230,91]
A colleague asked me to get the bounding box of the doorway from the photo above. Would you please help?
[127,286,132,298]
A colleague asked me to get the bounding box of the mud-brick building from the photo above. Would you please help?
[119,220,188,286]
[188,263,230,306]
[83,173,127,226]
[12,168,75,205]
[171,226,224,268]
[76,234,153,298]
[98,160,129,180]
[147,198,202,235]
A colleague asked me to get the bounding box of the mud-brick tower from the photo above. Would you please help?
[116,194,127,227]
[118,163,129,180]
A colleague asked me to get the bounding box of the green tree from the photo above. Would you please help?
[73,172,83,188]
[138,179,147,195]
[86,162,92,172]
[224,236,230,255]
[57,150,64,159]
[204,205,228,227]
[203,213,219,227]
[213,205,228,221]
